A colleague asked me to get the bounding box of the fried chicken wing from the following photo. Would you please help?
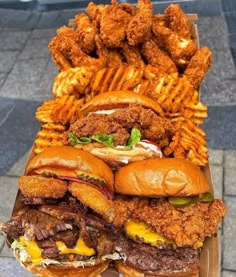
[86,2,106,28]
[165,4,191,39]
[100,0,132,48]
[152,24,197,67]
[141,39,177,74]
[121,42,145,69]
[126,0,153,46]
[75,13,97,54]
[184,47,213,88]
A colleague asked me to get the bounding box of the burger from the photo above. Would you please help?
[63,91,177,168]
[111,158,227,277]
[0,146,124,277]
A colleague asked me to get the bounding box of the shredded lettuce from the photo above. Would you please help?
[125,128,141,149]
[69,133,91,146]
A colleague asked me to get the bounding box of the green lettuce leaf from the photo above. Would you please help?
[69,133,91,146]
[91,134,114,147]
[125,128,141,149]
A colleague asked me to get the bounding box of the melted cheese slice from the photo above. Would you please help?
[56,238,95,256]
[19,236,95,265]
[125,220,173,247]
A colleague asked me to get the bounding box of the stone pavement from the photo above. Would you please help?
[0,0,236,276]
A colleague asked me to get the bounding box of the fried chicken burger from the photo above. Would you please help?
[64,91,177,168]
[0,146,125,277]
[112,158,227,277]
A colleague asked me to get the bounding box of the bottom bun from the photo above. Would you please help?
[115,261,199,277]
[75,143,162,168]
[25,260,110,277]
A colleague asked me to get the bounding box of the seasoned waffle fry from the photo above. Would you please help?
[164,119,208,166]
[34,124,66,154]
[53,66,94,98]
[36,95,84,125]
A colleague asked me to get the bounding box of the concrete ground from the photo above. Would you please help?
[0,0,236,276]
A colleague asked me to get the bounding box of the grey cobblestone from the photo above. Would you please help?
[18,38,51,60]
[222,196,236,271]
[0,31,30,50]
[0,58,49,100]
[222,271,236,277]
[0,242,14,258]
[7,149,31,177]
[209,149,224,165]
[31,28,56,39]
[210,165,223,199]
[0,234,5,252]
[0,51,18,73]
[225,150,236,168]
[0,257,34,276]
[225,167,236,195]
[0,73,6,88]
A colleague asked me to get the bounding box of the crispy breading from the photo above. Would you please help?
[152,24,197,67]
[113,197,227,248]
[184,47,213,88]
[75,13,97,54]
[165,4,191,39]
[121,42,145,69]
[86,2,106,28]
[126,0,153,45]
[141,39,177,74]
[19,176,67,198]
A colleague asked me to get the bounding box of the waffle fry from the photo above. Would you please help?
[164,119,208,166]
[34,123,66,154]
[36,95,84,125]
[53,66,94,98]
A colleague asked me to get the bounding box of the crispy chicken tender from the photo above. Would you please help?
[184,47,213,89]
[49,26,105,70]
[141,39,177,74]
[165,4,191,39]
[127,0,153,46]
[121,42,145,69]
[18,176,67,198]
[86,2,106,28]
[75,13,97,54]
[113,198,226,248]
[152,24,197,67]
[100,0,133,48]
[69,182,114,222]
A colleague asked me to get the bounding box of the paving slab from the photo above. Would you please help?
[0,58,49,100]
[0,73,6,89]
[222,271,236,277]
[31,28,56,39]
[224,12,236,35]
[0,9,39,30]
[0,235,5,252]
[18,38,51,60]
[0,242,14,258]
[203,106,236,149]
[0,51,18,74]
[224,150,236,167]
[225,167,236,196]
[35,59,58,101]
[0,176,18,222]
[36,10,62,29]
[7,149,31,177]
[0,31,30,50]
[221,0,236,12]
[208,149,224,165]
[210,165,223,199]
[0,98,40,175]
[198,16,228,39]
[222,196,236,271]
[0,257,34,277]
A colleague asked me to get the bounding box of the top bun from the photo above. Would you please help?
[26,146,114,192]
[115,158,209,196]
[80,91,164,117]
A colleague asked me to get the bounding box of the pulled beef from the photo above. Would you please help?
[39,205,77,222]
[37,239,59,258]
[21,197,59,206]
[53,229,80,248]
[65,105,176,146]
[96,232,116,257]
[117,237,199,272]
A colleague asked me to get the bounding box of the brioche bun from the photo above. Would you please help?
[80,91,164,117]
[115,261,199,277]
[26,146,114,192]
[115,158,209,196]
[18,255,109,277]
